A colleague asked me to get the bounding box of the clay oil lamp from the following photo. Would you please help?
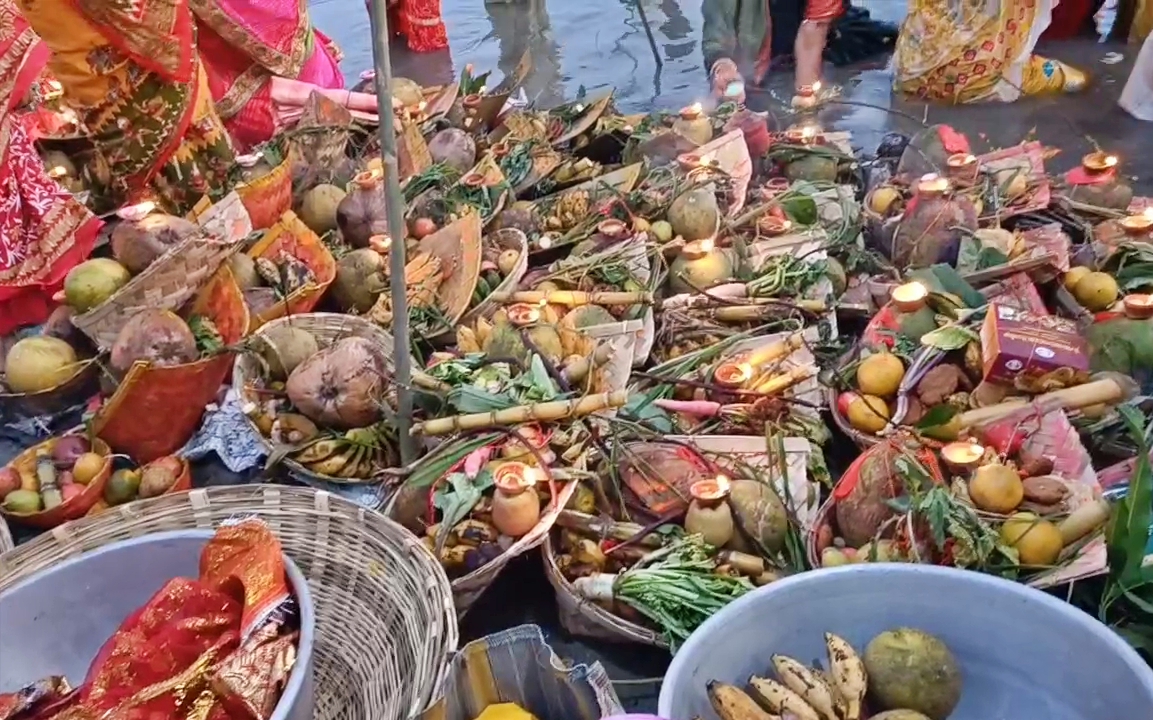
[713,360,753,389]
[491,462,541,538]
[916,173,950,197]
[946,153,978,184]
[490,140,513,158]
[507,302,542,326]
[792,84,818,110]
[596,218,629,240]
[684,475,734,547]
[355,168,384,189]
[681,236,716,260]
[673,102,713,146]
[1119,207,1153,236]
[461,171,487,188]
[116,200,157,222]
[1123,293,1153,320]
[757,214,792,237]
[1081,151,1119,176]
[785,124,819,145]
[890,281,929,313]
[368,234,392,255]
[941,441,986,475]
[462,93,483,113]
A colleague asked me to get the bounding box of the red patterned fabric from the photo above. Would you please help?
[0,0,101,336]
[369,0,447,53]
[805,0,844,21]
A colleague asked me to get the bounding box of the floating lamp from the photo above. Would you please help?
[1119,207,1153,235]
[1082,151,1119,175]
[941,441,986,473]
[713,361,753,389]
[1123,293,1153,319]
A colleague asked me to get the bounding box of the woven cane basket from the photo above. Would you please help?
[542,533,666,648]
[0,485,458,720]
[0,516,12,554]
[71,232,245,350]
[457,228,528,328]
[232,313,408,488]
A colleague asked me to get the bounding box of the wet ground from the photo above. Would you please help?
[311,0,1152,192]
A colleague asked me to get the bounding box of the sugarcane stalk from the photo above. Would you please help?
[742,332,805,368]
[753,363,816,395]
[556,510,665,547]
[412,390,629,436]
[957,377,1128,429]
[412,370,451,392]
[490,290,654,306]
[712,305,775,322]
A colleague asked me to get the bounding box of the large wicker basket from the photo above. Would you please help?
[0,485,458,720]
[232,313,406,488]
[236,150,294,230]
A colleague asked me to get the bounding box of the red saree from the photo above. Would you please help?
[367,0,448,53]
[0,520,298,720]
[0,0,101,336]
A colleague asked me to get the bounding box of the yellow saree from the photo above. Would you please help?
[893,0,1087,103]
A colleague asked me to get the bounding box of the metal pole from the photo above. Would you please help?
[634,0,663,68]
[366,0,417,465]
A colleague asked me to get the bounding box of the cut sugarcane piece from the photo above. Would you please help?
[742,331,805,368]
[753,364,817,395]
[412,390,628,436]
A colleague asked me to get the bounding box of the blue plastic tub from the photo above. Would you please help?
[659,564,1153,720]
[0,530,315,720]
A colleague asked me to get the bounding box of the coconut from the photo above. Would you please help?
[257,324,320,380]
[864,628,962,720]
[785,155,838,182]
[286,337,389,428]
[299,183,347,235]
[64,258,131,314]
[428,128,477,173]
[337,175,389,248]
[109,309,198,374]
[4,337,79,393]
[667,186,720,241]
[492,208,538,236]
[226,253,261,290]
[668,248,735,295]
[110,214,200,274]
[331,248,388,313]
[393,77,424,106]
[728,479,789,553]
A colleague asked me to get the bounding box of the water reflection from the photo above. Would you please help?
[485,0,565,107]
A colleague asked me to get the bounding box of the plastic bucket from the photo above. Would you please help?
[0,529,315,720]
[659,564,1153,720]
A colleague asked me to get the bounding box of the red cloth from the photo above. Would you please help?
[370,0,448,52]
[805,0,844,21]
[1042,0,1093,40]
[0,4,101,336]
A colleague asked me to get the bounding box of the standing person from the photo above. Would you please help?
[368,0,449,53]
[15,0,235,215]
[190,0,347,151]
[0,0,102,337]
[892,0,1088,102]
[702,0,843,108]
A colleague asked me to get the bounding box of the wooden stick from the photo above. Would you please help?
[490,290,654,306]
[412,390,629,436]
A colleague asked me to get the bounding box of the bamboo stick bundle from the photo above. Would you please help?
[957,376,1133,429]
[490,290,654,307]
[412,390,629,436]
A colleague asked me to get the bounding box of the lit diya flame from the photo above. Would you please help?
[917,173,950,195]
[47,166,68,180]
[417,100,428,112]
[681,237,716,259]
[713,361,753,388]
[941,441,985,471]
[494,462,537,493]
[1119,207,1153,234]
[785,124,819,143]
[1124,293,1153,319]
[573,103,586,114]
[690,475,732,504]
[890,281,928,312]
[1082,151,1119,174]
[368,234,392,254]
[116,200,157,222]
[680,102,704,120]
[508,302,542,326]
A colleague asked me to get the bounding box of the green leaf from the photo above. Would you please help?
[921,324,980,351]
[915,403,958,430]
[780,196,818,225]
[623,393,675,433]
[1107,406,1153,588]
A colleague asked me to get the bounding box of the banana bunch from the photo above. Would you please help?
[369,251,444,324]
[708,633,866,720]
[288,427,391,480]
[552,157,600,185]
[501,111,550,142]
[542,189,590,230]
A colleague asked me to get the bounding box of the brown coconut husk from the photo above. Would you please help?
[422,213,484,329]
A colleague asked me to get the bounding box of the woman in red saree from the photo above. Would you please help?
[0,520,299,720]
[190,0,359,151]
[368,0,449,53]
[0,0,102,337]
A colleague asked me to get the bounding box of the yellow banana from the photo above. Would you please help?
[824,633,866,720]
[706,681,779,720]
[291,438,343,465]
[457,325,482,353]
[770,656,839,720]
[474,317,493,347]
[337,446,369,479]
[307,446,356,476]
[748,676,820,720]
